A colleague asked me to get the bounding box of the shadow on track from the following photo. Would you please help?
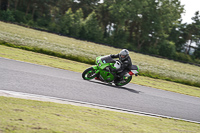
[89,80,140,94]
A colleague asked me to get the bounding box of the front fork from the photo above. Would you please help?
[92,65,100,76]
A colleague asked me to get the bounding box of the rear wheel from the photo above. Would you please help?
[82,67,97,80]
[114,76,132,86]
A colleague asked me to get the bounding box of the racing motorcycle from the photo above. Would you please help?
[82,55,139,86]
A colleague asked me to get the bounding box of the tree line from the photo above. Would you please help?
[0,0,200,63]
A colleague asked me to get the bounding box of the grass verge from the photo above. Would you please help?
[0,96,200,133]
[1,45,200,98]
[0,41,95,65]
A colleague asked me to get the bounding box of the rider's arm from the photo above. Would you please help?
[110,60,128,72]
[110,54,119,58]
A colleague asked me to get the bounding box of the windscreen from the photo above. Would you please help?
[101,55,115,63]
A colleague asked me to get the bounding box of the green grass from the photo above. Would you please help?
[0,41,95,65]
[0,21,200,88]
[1,45,200,98]
[0,96,200,133]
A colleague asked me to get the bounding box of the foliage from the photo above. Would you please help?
[59,8,74,35]
[81,11,103,42]
[12,10,31,23]
[0,10,15,22]
[159,40,176,58]
[191,11,200,59]
[175,52,193,62]
[71,8,84,37]
[194,47,200,59]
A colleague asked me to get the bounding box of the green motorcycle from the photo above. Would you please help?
[82,55,139,86]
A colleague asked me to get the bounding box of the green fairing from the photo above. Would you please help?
[100,71,115,82]
[94,56,116,82]
[136,65,139,72]
[92,65,99,70]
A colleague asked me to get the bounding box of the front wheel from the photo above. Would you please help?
[114,76,132,86]
[82,67,97,80]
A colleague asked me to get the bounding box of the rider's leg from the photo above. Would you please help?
[114,69,129,82]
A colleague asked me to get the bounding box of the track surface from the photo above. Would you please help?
[1,57,200,123]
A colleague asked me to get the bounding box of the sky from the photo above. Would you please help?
[180,0,200,24]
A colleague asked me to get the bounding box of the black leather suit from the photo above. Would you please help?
[110,54,133,79]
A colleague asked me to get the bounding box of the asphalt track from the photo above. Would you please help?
[1,57,200,123]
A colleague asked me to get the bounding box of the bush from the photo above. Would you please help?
[159,40,176,58]
[36,18,50,27]
[0,10,15,22]
[48,22,61,33]
[194,47,200,59]
[148,46,159,55]
[194,58,200,64]
[27,20,35,26]
[175,52,193,62]
[13,10,30,23]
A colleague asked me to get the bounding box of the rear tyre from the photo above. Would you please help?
[82,67,97,80]
[114,76,132,86]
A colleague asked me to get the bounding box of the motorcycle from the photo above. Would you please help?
[82,55,139,86]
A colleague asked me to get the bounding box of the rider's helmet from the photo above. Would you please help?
[119,49,129,61]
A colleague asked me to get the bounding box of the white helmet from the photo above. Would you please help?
[119,49,129,61]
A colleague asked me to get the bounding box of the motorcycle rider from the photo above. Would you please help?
[110,49,133,83]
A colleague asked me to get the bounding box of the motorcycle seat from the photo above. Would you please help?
[131,65,138,70]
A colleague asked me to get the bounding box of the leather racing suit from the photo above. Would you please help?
[110,54,133,80]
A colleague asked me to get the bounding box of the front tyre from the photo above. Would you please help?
[114,76,132,86]
[82,67,97,80]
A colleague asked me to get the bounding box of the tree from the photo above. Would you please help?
[59,8,74,35]
[81,11,103,42]
[96,2,112,38]
[168,23,188,52]
[106,0,184,52]
[56,0,73,14]
[191,11,200,58]
[179,11,200,55]
[0,0,8,10]
[74,0,100,18]
[194,46,200,59]
[71,8,84,37]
